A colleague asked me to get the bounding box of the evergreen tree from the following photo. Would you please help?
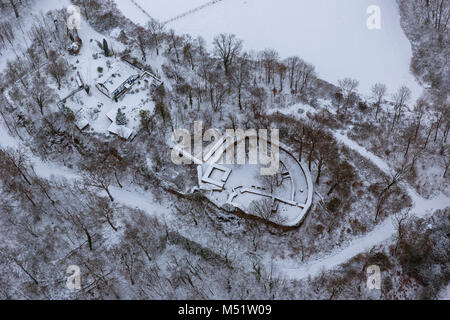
[103,38,110,57]
[116,108,128,125]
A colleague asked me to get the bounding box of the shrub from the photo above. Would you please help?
[116,108,128,125]
[327,197,341,212]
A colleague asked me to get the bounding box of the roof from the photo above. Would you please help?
[106,108,117,122]
[75,118,89,130]
[99,62,139,93]
[108,122,133,140]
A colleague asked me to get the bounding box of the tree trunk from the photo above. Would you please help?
[316,158,323,184]
[9,0,19,18]
[237,85,242,109]
[114,172,122,188]
[84,228,93,251]
[327,183,338,196]
[104,187,114,202]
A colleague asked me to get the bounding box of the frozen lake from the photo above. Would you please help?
[114,0,422,99]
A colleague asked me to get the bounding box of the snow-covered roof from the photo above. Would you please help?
[75,118,89,130]
[100,62,139,93]
[108,122,133,140]
[106,108,117,122]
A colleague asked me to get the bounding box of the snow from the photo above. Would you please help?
[197,133,313,226]
[116,0,422,99]
[75,118,89,130]
[0,0,444,297]
[108,122,133,139]
[0,0,71,71]
[0,122,19,149]
[106,108,119,122]
[56,21,155,138]
[280,133,449,280]
[115,0,208,22]
[335,131,391,173]
[98,61,139,93]
[438,283,450,300]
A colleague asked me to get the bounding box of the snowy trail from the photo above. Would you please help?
[1,106,447,283]
[0,118,171,217]
[282,132,449,280]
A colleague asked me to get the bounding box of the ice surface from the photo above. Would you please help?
[115,0,422,99]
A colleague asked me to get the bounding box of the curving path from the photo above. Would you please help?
[281,132,449,280]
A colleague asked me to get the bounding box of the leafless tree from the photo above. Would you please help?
[327,160,356,197]
[259,172,282,194]
[296,60,316,94]
[230,52,251,109]
[82,163,116,202]
[337,77,359,116]
[9,0,19,18]
[315,132,339,185]
[145,18,164,55]
[371,83,387,119]
[213,33,243,76]
[47,50,68,90]
[375,160,412,221]
[275,62,287,92]
[261,49,279,84]
[391,86,411,130]
[284,56,301,90]
[28,77,57,115]
[131,26,149,61]
[167,29,183,63]
[29,22,49,59]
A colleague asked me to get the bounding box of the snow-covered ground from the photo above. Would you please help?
[115,0,422,99]
[279,132,449,280]
[0,0,70,71]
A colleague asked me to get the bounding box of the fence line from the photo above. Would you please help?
[128,0,225,26]
[129,0,152,20]
[163,0,224,25]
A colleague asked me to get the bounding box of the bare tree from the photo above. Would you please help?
[327,160,356,197]
[213,33,243,76]
[315,133,339,185]
[47,50,68,90]
[9,0,19,18]
[441,144,450,178]
[259,172,282,193]
[82,163,115,202]
[337,78,359,116]
[145,18,164,55]
[261,49,279,84]
[297,60,316,94]
[29,22,49,59]
[375,160,412,221]
[275,62,287,92]
[284,56,301,91]
[28,77,57,115]
[371,83,387,119]
[393,210,411,254]
[5,58,27,88]
[230,53,251,109]
[167,29,183,63]
[131,26,149,61]
[391,86,411,130]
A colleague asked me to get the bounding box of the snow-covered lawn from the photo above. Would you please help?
[115,0,422,99]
